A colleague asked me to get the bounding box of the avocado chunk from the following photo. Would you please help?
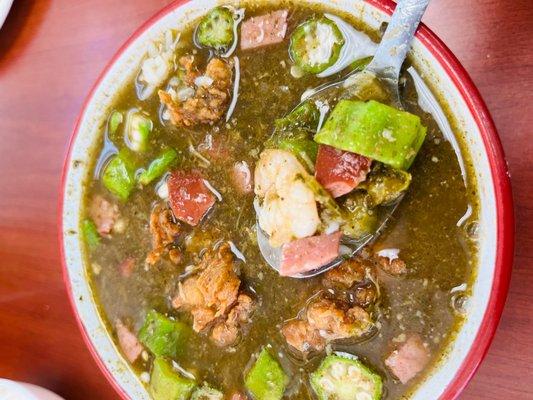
[315,100,427,170]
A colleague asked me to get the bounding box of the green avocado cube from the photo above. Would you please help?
[314,100,427,170]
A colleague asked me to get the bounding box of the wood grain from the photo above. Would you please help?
[0,0,531,399]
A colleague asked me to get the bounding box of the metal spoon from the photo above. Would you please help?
[256,0,430,277]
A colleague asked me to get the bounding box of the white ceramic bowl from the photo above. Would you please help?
[59,1,514,399]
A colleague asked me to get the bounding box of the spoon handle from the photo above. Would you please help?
[366,0,430,81]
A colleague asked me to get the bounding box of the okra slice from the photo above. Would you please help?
[196,7,235,50]
[125,110,153,153]
[139,310,190,360]
[138,148,179,185]
[289,17,345,74]
[102,150,137,201]
[244,348,289,400]
[310,354,382,400]
[81,219,100,249]
[314,100,427,170]
[149,357,197,400]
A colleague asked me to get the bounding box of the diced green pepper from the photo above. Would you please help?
[125,111,153,152]
[341,191,377,238]
[360,163,412,205]
[82,219,100,249]
[289,17,345,74]
[196,7,235,50]
[278,138,318,171]
[268,102,322,170]
[190,384,223,400]
[150,357,197,400]
[275,102,320,133]
[108,110,123,135]
[139,310,190,360]
[102,150,137,201]
[244,348,289,400]
[138,148,179,185]
[310,354,382,400]
[314,100,427,170]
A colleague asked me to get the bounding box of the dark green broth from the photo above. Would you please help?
[82,2,478,399]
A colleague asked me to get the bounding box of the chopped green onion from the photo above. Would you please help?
[314,100,427,170]
[82,219,100,249]
[289,17,345,74]
[196,7,235,50]
[138,148,179,185]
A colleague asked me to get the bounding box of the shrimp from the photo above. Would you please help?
[254,149,320,247]
[137,30,180,100]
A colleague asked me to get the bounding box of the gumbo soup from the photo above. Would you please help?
[81,2,478,399]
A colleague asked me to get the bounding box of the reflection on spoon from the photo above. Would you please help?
[407,66,467,183]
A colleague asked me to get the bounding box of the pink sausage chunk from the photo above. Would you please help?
[385,334,431,384]
[315,145,372,198]
[279,232,342,276]
[168,170,215,226]
[115,319,143,363]
[240,10,288,50]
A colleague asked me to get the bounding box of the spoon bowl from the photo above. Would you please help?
[256,195,404,277]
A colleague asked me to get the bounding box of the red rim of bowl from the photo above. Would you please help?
[58,0,514,399]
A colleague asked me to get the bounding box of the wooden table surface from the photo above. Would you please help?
[0,0,531,399]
